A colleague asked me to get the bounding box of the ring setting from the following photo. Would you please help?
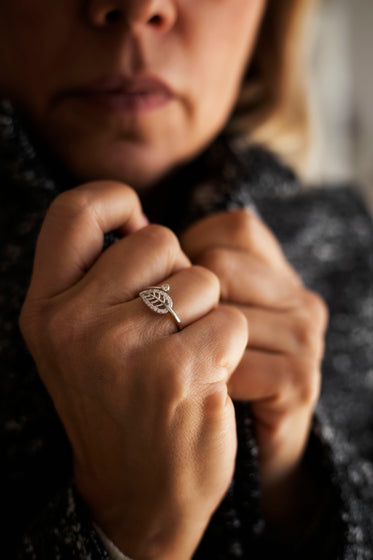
[139,283,183,331]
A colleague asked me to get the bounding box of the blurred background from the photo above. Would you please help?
[306,0,373,214]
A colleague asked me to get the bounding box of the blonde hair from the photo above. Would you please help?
[229,0,316,176]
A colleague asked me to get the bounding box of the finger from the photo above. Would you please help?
[228,350,321,408]
[123,265,221,339]
[178,305,249,386]
[84,224,190,303]
[28,181,147,298]
[236,305,326,360]
[196,248,301,309]
[181,209,297,276]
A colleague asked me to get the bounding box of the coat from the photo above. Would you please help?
[1,99,372,559]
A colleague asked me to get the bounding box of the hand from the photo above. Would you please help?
[181,209,328,528]
[19,182,248,560]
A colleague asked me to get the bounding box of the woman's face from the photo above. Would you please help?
[0,1,266,188]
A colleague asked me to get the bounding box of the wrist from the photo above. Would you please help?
[103,511,209,560]
[74,464,213,560]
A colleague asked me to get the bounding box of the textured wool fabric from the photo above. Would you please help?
[1,99,372,559]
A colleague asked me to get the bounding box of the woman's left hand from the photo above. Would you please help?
[181,209,328,528]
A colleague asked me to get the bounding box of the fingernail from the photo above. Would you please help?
[140,213,149,227]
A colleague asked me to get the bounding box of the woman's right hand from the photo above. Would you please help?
[19,182,248,560]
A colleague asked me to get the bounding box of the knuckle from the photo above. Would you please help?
[196,249,234,300]
[222,304,248,333]
[203,383,231,419]
[46,189,101,237]
[197,247,231,275]
[50,188,93,219]
[141,224,181,254]
[18,299,39,343]
[112,182,142,212]
[138,224,189,274]
[224,209,257,249]
[301,290,329,328]
[266,416,289,447]
[230,208,256,235]
[19,296,89,367]
[50,182,143,224]
[288,357,321,407]
[300,369,321,407]
[291,310,317,352]
[187,264,220,296]
[211,306,248,369]
[291,290,329,353]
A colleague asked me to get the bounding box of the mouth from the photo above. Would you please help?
[60,75,175,114]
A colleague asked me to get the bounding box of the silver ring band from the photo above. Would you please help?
[139,284,183,331]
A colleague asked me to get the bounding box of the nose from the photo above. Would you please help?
[86,0,177,33]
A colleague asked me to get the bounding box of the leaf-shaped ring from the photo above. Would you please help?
[139,284,183,331]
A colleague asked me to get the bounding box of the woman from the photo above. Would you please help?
[0,1,372,558]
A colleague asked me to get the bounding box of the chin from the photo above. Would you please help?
[63,146,180,191]
[56,127,215,191]
[46,114,223,191]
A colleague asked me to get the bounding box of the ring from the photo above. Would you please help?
[139,284,183,331]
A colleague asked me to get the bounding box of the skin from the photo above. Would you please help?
[0,0,266,188]
[181,211,328,534]
[1,0,327,557]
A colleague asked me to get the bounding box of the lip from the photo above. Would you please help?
[61,75,175,114]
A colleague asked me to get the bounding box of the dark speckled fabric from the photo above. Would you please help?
[1,99,372,559]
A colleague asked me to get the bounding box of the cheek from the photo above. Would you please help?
[184,0,265,136]
[0,4,74,111]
